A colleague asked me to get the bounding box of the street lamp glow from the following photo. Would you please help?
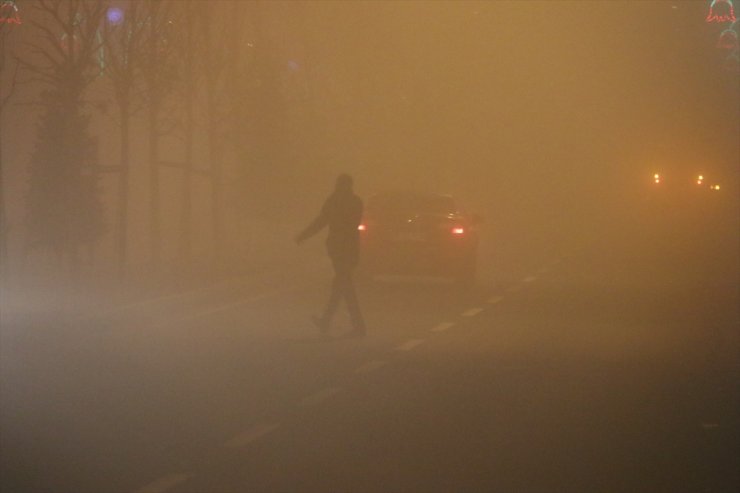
[107,7,124,25]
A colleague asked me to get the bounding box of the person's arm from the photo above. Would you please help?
[295,200,330,244]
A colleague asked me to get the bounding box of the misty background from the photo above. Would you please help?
[1,0,738,307]
[1,2,739,492]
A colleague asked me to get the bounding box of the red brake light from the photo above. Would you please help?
[358,224,367,231]
[452,227,465,235]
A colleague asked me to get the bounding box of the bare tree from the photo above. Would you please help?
[0,0,22,272]
[138,0,195,268]
[100,0,148,278]
[197,0,255,267]
[138,0,177,269]
[178,0,194,265]
[233,1,289,218]
[20,0,109,275]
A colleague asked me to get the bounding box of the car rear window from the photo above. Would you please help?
[367,194,456,214]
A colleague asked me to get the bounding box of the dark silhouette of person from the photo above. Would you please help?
[295,174,366,336]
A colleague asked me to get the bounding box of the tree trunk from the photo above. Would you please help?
[147,97,161,268]
[179,4,194,266]
[203,11,222,270]
[116,102,130,279]
[207,115,223,267]
[0,104,7,276]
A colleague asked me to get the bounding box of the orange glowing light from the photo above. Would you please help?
[452,227,465,235]
[358,224,367,231]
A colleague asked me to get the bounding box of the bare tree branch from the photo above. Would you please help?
[15,57,59,84]
[1,55,20,109]
[27,42,62,69]
[29,21,68,60]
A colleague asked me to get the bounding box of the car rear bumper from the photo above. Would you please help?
[360,240,477,276]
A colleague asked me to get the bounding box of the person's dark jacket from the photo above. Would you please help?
[296,189,363,265]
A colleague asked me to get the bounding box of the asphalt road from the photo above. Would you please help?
[2,203,738,493]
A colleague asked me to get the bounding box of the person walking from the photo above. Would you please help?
[295,174,366,337]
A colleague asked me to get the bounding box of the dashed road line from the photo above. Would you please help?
[487,295,504,305]
[354,360,388,374]
[224,423,280,448]
[133,473,192,493]
[151,290,282,328]
[192,291,281,317]
[461,307,484,317]
[299,387,342,407]
[395,339,425,351]
[431,322,455,333]
[523,275,537,283]
[82,277,250,322]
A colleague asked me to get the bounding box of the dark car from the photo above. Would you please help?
[358,192,481,283]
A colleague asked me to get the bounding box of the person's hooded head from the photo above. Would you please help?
[335,173,353,194]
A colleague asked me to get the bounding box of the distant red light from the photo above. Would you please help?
[706,0,736,23]
[358,224,366,231]
[452,227,465,235]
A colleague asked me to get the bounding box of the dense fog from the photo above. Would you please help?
[0,2,738,492]
[2,1,736,297]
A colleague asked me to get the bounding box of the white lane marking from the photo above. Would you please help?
[225,423,280,448]
[133,473,191,493]
[523,275,537,283]
[506,284,523,293]
[431,322,455,333]
[120,279,234,309]
[354,360,388,374]
[395,339,425,351]
[191,291,281,317]
[299,387,342,407]
[150,290,282,328]
[487,296,504,305]
[83,277,247,322]
[462,307,484,317]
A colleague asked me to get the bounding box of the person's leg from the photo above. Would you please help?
[317,259,342,328]
[336,263,365,332]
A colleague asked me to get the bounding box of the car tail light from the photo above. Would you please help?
[451,227,465,235]
[653,173,661,184]
[358,224,367,231]
[697,175,704,185]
